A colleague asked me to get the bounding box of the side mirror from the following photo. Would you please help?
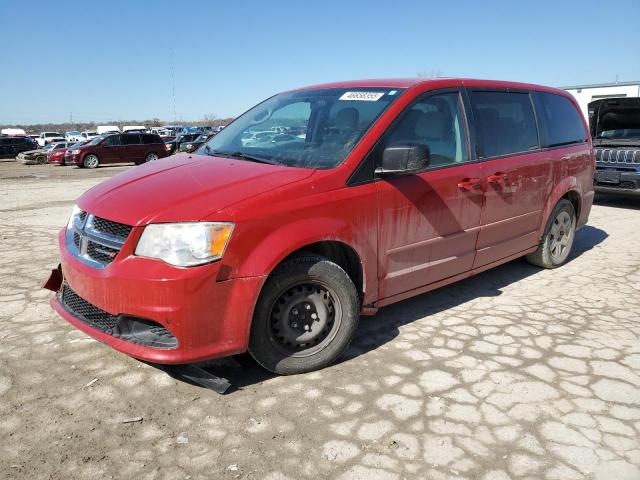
[375,143,430,176]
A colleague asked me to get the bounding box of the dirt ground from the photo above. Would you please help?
[1,159,639,480]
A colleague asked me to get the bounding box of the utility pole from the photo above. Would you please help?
[70,112,74,128]
[170,48,177,124]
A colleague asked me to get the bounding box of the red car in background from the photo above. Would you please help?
[45,78,594,375]
[67,133,168,168]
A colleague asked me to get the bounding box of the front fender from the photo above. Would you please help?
[233,216,376,302]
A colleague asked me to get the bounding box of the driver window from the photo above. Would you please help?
[384,91,468,168]
[103,135,121,146]
[240,102,310,147]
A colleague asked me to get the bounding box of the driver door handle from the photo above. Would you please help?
[457,178,482,191]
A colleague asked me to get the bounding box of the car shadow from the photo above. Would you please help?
[151,224,608,394]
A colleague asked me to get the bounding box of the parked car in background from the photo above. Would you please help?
[96,126,120,135]
[181,126,202,134]
[66,132,168,168]
[163,125,184,136]
[36,132,62,147]
[1,128,27,136]
[80,131,99,141]
[17,141,71,164]
[50,140,90,166]
[45,78,594,375]
[123,125,147,133]
[591,97,640,196]
[65,131,83,142]
[179,133,214,153]
[165,133,200,154]
[0,136,38,158]
[28,134,40,142]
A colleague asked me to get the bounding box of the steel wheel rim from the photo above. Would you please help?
[146,153,158,162]
[549,211,573,262]
[267,281,342,358]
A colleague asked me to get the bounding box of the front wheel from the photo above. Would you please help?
[83,154,99,169]
[35,155,47,164]
[526,199,576,269]
[249,254,359,375]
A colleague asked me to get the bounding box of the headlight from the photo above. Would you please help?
[135,222,234,267]
[71,149,80,154]
[67,204,82,229]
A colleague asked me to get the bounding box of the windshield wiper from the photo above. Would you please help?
[209,150,278,165]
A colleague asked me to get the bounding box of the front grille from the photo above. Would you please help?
[87,240,119,263]
[58,284,177,349]
[59,284,118,333]
[92,217,132,239]
[595,148,640,165]
[67,211,133,268]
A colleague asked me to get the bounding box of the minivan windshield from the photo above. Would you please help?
[597,129,640,139]
[198,87,405,169]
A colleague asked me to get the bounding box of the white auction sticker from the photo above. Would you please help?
[339,91,385,101]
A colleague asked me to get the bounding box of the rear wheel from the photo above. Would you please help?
[249,254,359,375]
[526,199,576,268]
[83,154,99,169]
[145,152,159,163]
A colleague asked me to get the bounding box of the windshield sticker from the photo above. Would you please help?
[339,91,385,101]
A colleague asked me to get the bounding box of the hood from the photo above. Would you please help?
[21,149,46,156]
[76,154,315,225]
[589,98,640,142]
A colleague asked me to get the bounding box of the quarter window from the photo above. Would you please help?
[469,91,539,158]
[533,92,587,147]
[382,91,469,168]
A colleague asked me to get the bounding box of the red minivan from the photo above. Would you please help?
[67,133,169,168]
[45,78,594,374]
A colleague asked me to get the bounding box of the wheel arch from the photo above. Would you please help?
[538,176,580,241]
[233,219,372,306]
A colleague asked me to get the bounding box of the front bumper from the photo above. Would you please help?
[48,228,265,364]
[594,169,640,196]
[67,153,82,165]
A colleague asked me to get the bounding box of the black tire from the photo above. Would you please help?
[145,152,159,163]
[249,254,359,375]
[526,199,576,269]
[35,155,47,164]
[83,154,99,169]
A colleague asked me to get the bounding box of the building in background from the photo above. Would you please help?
[564,81,640,121]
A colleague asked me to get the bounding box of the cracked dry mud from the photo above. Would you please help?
[0,162,639,480]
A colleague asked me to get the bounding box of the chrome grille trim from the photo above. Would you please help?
[65,211,132,269]
[595,147,640,165]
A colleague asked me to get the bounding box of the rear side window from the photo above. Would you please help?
[469,91,539,158]
[533,92,587,147]
[142,134,159,144]
[122,134,141,145]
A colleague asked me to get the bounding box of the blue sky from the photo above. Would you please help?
[1,0,639,124]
